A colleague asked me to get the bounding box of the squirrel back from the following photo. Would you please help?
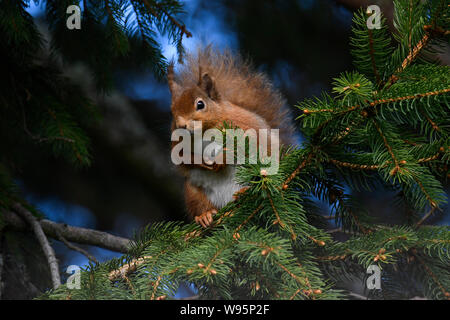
[168,47,295,146]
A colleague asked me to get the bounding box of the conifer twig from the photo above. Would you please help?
[411,249,450,300]
[46,108,83,163]
[415,207,436,228]
[276,262,304,284]
[150,268,179,300]
[303,89,450,116]
[22,106,75,144]
[406,169,438,209]
[386,4,448,88]
[283,151,315,189]
[419,108,440,132]
[417,153,441,163]
[108,255,153,281]
[367,28,381,85]
[150,275,163,300]
[328,158,381,171]
[55,230,98,264]
[316,253,348,262]
[386,33,430,87]
[267,193,286,228]
[372,119,400,175]
[233,204,263,235]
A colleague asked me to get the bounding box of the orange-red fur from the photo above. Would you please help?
[168,47,295,225]
[184,181,216,219]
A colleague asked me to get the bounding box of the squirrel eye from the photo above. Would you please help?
[196,100,205,110]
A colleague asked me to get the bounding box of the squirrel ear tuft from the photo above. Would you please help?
[199,73,220,101]
[167,64,181,98]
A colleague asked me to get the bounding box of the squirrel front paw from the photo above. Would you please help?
[194,209,217,228]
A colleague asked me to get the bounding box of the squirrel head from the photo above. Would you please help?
[168,64,222,132]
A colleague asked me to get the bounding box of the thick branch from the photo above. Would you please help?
[12,203,61,289]
[2,207,131,253]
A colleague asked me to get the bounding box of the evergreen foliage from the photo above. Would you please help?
[0,0,189,176]
[1,0,449,300]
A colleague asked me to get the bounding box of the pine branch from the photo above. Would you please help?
[301,88,450,116]
[386,31,431,87]
[415,207,436,227]
[282,151,315,189]
[411,249,450,299]
[328,158,381,170]
[386,0,449,88]
[372,118,401,174]
[367,28,381,84]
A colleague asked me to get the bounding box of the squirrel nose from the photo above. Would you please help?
[176,116,187,129]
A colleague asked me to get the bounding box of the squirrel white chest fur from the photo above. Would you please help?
[188,166,242,209]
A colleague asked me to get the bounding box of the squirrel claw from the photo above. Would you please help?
[233,187,250,201]
[195,209,217,228]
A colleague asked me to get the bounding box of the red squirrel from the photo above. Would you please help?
[168,47,295,227]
